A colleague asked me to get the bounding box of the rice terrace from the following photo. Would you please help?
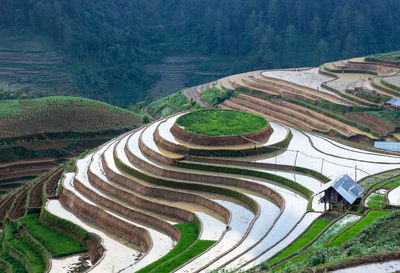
[1,52,400,272]
[2,1,400,272]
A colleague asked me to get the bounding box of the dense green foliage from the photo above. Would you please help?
[1,0,400,104]
[176,109,268,136]
[268,218,332,265]
[201,88,237,106]
[201,87,224,106]
[21,213,85,257]
[144,91,202,119]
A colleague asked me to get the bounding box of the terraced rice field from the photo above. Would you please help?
[0,30,72,97]
[41,107,400,272]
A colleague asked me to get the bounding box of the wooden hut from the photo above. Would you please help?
[314,174,364,211]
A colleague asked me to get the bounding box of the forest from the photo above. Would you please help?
[0,0,399,104]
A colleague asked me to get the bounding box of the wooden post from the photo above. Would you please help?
[294,151,299,167]
[321,158,324,173]
[355,165,357,182]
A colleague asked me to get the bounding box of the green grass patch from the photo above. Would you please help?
[369,180,392,192]
[136,222,199,273]
[311,214,360,249]
[176,109,268,136]
[327,210,390,248]
[155,240,215,273]
[21,213,85,257]
[366,194,386,209]
[137,220,215,273]
[384,180,400,189]
[268,218,331,265]
[9,239,45,273]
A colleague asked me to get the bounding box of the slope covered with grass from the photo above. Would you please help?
[0,96,141,139]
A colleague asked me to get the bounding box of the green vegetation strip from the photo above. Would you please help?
[276,210,400,272]
[176,109,268,136]
[0,253,26,273]
[268,218,331,265]
[327,210,390,248]
[8,239,45,273]
[137,222,199,273]
[156,241,215,273]
[176,161,312,198]
[366,51,400,65]
[39,209,100,251]
[369,180,400,192]
[311,214,361,249]
[384,180,400,189]
[21,213,85,257]
[366,194,386,209]
[137,220,215,273]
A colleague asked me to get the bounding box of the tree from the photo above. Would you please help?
[0,90,9,100]
[313,39,330,65]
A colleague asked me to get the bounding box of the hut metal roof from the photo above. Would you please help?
[313,174,364,204]
[386,97,400,107]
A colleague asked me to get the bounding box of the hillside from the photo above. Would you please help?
[0,108,397,272]
[1,0,400,104]
[0,29,72,99]
[0,97,141,138]
[0,96,141,192]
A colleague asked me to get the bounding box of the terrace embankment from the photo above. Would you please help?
[60,187,152,252]
[103,155,225,223]
[76,172,181,240]
[124,140,285,207]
